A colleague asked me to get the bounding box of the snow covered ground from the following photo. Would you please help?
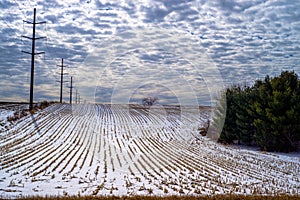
[0,104,28,133]
[0,103,299,198]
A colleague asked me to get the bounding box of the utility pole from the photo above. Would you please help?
[57,58,68,103]
[22,8,46,111]
[75,89,78,104]
[69,76,73,105]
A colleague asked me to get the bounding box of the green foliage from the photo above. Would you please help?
[217,88,238,144]
[218,71,300,152]
[208,92,226,141]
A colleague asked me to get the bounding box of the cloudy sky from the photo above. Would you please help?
[0,0,299,105]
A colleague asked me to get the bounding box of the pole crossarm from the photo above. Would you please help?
[21,8,46,111]
[21,50,32,55]
[34,52,45,55]
[35,36,47,40]
[23,20,46,24]
[21,35,33,40]
[22,50,45,55]
[22,35,46,40]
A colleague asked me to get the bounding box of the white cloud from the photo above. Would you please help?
[79,26,223,106]
[0,0,299,104]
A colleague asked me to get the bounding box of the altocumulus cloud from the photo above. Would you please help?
[0,0,299,105]
[80,26,222,106]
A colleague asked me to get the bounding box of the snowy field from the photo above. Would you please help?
[0,104,28,133]
[0,103,299,198]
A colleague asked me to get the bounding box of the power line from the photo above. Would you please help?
[42,23,69,84]
[26,0,33,10]
[0,16,17,33]
[44,24,61,64]
[13,0,27,18]
[33,22,63,86]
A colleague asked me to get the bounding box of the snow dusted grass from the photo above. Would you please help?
[0,103,299,198]
[4,195,300,200]
[0,103,28,132]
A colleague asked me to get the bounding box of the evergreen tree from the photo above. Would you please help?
[217,70,300,152]
[235,85,255,145]
[252,75,275,151]
[217,88,238,144]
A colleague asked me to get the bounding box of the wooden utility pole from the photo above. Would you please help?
[57,58,67,103]
[75,89,78,104]
[69,76,73,104]
[22,8,46,110]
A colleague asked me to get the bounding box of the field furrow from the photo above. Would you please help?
[0,103,299,197]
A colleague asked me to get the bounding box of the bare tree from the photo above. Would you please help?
[142,96,158,107]
[198,119,210,136]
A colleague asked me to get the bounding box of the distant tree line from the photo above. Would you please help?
[218,71,300,152]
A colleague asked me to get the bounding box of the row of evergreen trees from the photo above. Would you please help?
[216,71,300,152]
